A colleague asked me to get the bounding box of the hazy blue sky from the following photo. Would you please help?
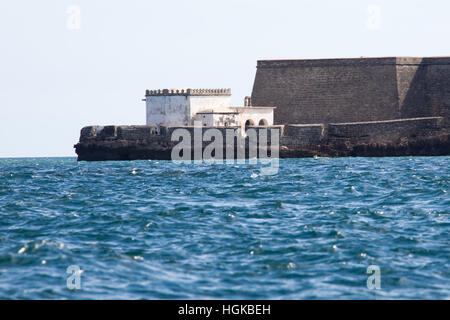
[1,0,449,157]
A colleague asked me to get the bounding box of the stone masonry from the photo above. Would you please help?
[251,57,450,126]
[75,57,450,160]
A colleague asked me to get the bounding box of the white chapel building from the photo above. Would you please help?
[144,88,275,129]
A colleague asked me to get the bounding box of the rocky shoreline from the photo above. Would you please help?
[74,117,450,161]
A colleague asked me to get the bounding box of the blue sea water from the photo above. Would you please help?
[0,157,448,299]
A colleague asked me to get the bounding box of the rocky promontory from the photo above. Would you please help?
[75,117,449,161]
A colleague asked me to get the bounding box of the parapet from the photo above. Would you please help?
[145,88,231,96]
[79,125,160,142]
[256,56,450,68]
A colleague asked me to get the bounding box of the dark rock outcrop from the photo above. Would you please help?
[74,117,450,161]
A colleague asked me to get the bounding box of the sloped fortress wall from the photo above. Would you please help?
[251,57,450,125]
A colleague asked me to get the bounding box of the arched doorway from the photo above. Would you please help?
[245,119,254,130]
[258,119,268,126]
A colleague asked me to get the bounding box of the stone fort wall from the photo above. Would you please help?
[251,57,450,125]
[281,117,444,147]
[75,116,447,160]
[79,116,443,147]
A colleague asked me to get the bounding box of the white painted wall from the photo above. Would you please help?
[213,113,239,126]
[189,96,232,122]
[235,108,274,126]
[147,94,232,126]
[192,113,214,126]
[192,113,239,127]
[146,93,274,129]
[146,95,190,126]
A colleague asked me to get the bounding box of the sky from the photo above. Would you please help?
[1,0,450,157]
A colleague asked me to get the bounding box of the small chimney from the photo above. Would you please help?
[244,96,252,107]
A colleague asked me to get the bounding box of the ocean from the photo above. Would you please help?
[0,157,448,299]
